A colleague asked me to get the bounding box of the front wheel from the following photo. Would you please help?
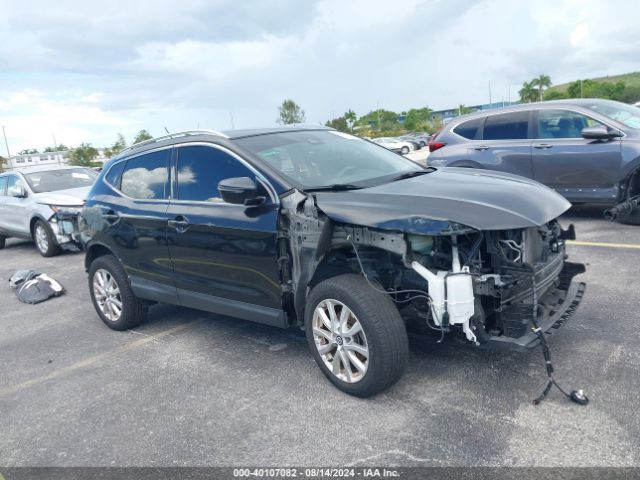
[33,220,61,257]
[305,274,409,397]
[401,146,410,155]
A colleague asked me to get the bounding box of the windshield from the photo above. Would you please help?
[588,101,640,129]
[24,168,98,193]
[236,130,422,189]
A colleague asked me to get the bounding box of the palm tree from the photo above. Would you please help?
[531,74,552,101]
[519,81,538,103]
[344,109,357,132]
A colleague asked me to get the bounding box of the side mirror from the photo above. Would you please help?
[9,185,28,198]
[218,177,265,206]
[581,126,622,140]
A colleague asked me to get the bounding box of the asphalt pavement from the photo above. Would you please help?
[0,205,639,467]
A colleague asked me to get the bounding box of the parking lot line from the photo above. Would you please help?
[567,240,640,250]
[0,322,198,399]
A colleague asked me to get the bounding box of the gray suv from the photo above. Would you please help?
[427,99,640,224]
[0,166,97,256]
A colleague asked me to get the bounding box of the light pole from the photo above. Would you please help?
[2,125,10,158]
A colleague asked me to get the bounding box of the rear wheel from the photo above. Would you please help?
[305,274,409,397]
[33,220,61,257]
[616,206,640,226]
[401,146,410,155]
[88,254,147,330]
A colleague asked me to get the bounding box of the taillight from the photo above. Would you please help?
[428,141,446,152]
[428,126,445,152]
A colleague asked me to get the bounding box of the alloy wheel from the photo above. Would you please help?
[92,269,123,322]
[35,224,49,254]
[312,299,369,383]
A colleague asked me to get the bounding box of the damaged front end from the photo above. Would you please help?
[278,190,586,351]
[47,207,84,251]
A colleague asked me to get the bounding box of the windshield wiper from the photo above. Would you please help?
[304,183,364,192]
[391,168,435,182]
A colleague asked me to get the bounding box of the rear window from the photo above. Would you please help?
[453,117,484,139]
[121,150,169,199]
[483,111,529,140]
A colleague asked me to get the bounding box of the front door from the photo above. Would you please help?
[166,144,282,312]
[3,174,31,237]
[531,109,622,203]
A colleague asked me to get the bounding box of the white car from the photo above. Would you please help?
[372,137,415,155]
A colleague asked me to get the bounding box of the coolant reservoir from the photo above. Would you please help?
[408,234,434,254]
[445,273,475,326]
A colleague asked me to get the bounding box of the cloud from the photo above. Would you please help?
[0,0,638,152]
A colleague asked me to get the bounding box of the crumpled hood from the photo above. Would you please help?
[35,186,91,207]
[314,167,571,234]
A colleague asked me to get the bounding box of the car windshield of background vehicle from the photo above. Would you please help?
[588,102,640,129]
[24,168,98,193]
[235,130,421,189]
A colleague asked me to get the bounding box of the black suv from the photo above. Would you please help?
[79,127,585,397]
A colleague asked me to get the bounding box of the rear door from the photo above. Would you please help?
[531,108,622,202]
[468,111,534,178]
[104,148,177,297]
[166,143,282,314]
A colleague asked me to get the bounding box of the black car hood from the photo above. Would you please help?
[314,167,571,234]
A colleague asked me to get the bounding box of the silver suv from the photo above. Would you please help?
[0,166,97,256]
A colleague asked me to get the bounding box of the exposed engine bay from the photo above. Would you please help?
[278,190,586,350]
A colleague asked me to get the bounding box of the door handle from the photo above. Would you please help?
[534,143,553,149]
[168,215,190,233]
[100,209,120,224]
[473,145,490,151]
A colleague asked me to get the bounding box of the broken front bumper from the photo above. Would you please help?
[49,212,83,251]
[487,279,587,351]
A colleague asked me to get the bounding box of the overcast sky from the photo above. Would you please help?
[0,0,638,152]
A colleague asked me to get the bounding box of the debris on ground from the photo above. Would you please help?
[8,270,65,304]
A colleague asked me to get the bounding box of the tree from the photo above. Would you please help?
[531,74,552,101]
[18,148,39,155]
[69,143,98,167]
[344,109,357,132]
[104,134,127,158]
[277,99,305,125]
[519,81,538,103]
[133,129,153,144]
[457,105,473,116]
[325,116,350,133]
[403,107,432,131]
[43,144,69,152]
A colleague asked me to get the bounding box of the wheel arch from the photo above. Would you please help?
[29,214,50,238]
[85,242,118,271]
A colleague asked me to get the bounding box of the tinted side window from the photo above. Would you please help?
[105,160,126,189]
[0,176,7,196]
[176,146,254,203]
[454,117,484,139]
[121,150,169,199]
[537,109,603,139]
[483,111,529,140]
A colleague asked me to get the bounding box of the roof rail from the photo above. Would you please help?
[118,129,229,156]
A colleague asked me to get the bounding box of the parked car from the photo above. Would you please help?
[404,133,431,147]
[79,127,585,397]
[0,166,98,256]
[427,99,640,224]
[372,137,414,154]
[397,135,422,150]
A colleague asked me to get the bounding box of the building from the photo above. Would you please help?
[430,101,521,123]
[6,148,108,169]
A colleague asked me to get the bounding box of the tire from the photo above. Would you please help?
[88,254,147,330]
[401,146,410,155]
[33,220,61,257]
[305,274,409,397]
[616,207,640,226]
[0,236,5,249]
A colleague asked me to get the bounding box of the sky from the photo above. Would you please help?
[0,0,638,153]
